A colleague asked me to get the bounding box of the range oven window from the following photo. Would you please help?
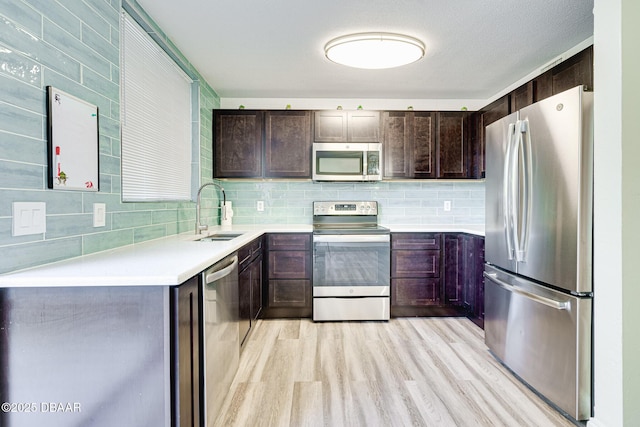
[313,237,390,287]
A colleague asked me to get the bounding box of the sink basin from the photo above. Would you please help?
[196,232,243,242]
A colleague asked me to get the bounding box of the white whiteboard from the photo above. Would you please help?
[47,86,99,191]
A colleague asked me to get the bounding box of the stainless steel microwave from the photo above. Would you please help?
[312,142,382,181]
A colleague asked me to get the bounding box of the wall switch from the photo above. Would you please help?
[444,201,452,212]
[93,203,106,227]
[12,202,46,236]
[257,201,264,212]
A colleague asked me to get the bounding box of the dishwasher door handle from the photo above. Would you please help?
[205,256,238,284]
[483,271,570,310]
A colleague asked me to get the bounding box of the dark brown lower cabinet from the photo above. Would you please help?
[391,233,460,316]
[238,236,263,346]
[263,233,312,318]
[443,233,485,328]
[172,275,201,427]
[391,232,484,324]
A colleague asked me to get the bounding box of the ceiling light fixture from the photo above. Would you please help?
[324,32,425,70]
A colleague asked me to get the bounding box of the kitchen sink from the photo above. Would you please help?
[196,232,243,242]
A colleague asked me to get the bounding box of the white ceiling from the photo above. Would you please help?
[135,0,594,102]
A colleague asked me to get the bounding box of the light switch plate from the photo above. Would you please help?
[93,203,106,227]
[12,202,46,236]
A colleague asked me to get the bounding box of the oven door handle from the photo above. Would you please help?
[312,234,390,243]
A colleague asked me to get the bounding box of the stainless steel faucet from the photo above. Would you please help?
[195,182,226,234]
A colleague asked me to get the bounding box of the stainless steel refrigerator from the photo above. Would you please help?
[484,85,594,421]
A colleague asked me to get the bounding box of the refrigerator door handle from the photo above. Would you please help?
[483,272,570,310]
[514,119,533,262]
[503,122,517,260]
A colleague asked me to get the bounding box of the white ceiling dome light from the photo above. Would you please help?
[324,32,425,70]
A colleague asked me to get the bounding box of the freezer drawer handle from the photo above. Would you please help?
[483,272,569,310]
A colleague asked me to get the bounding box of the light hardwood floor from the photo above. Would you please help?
[215,317,578,427]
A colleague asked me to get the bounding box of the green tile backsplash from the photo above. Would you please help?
[221,181,484,226]
[0,0,485,276]
[0,0,221,274]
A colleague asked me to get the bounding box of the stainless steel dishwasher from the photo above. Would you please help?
[202,253,239,426]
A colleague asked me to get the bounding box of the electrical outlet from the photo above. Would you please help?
[93,203,106,227]
[444,201,451,212]
[257,201,264,212]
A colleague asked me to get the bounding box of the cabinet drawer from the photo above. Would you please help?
[392,233,441,250]
[268,279,311,308]
[267,233,311,251]
[268,251,311,279]
[391,250,440,278]
[392,278,441,306]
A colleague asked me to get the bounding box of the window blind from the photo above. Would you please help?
[121,12,193,201]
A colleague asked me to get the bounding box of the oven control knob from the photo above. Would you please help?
[349,288,354,294]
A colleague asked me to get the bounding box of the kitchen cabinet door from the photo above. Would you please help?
[264,233,312,318]
[314,110,380,142]
[382,111,436,179]
[239,236,264,345]
[314,110,348,142]
[551,45,593,95]
[264,110,312,178]
[532,46,593,105]
[214,110,263,178]
[249,254,263,322]
[391,233,445,316]
[472,95,510,179]
[382,111,413,178]
[469,235,485,328]
[437,112,469,178]
[443,234,464,306]
[413,112,437,178]
[348,110,381,142]
[173,276,201,427]
[511,81,534,111]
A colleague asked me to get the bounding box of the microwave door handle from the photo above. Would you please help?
[362,151,368,180]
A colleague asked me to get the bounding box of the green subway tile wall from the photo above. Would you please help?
[0,0,221,274]
[220,181,484,226]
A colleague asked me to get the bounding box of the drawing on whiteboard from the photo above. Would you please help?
[46,86,99,191]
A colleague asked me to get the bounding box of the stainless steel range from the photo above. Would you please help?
[312,201,390,321]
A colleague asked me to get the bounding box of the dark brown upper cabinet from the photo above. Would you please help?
[532,46,593,104]
[471,95,510,179]
[314,110,381,142]
[383,111,436,179]
[214,109,312,179]
[214,110,263,178]
[470,46,593,179]
[383,111,468,179]
[437,112,469,178]
[511,81,534,111]
[264,110,311,178]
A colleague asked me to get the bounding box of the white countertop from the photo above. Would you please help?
[385,224,485,236]
[0,224,483,288]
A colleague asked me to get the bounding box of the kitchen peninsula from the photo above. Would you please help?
[0,224,482,426]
